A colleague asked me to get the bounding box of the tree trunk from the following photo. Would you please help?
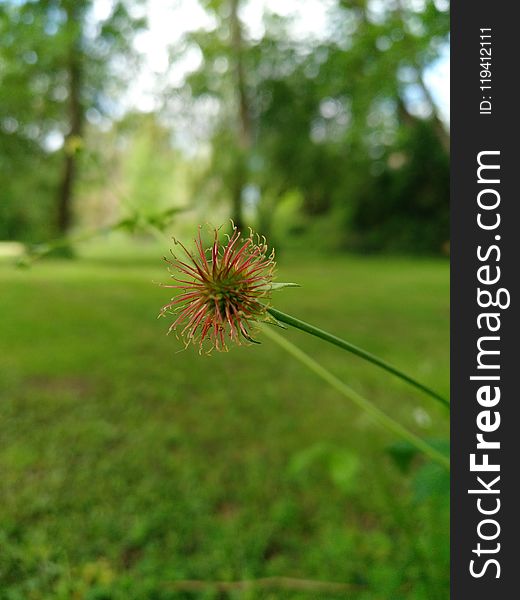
[229,0,252,230]
[397,93,449,155]
[231,181,243,231]
[416,70,450,155]
[57,10,83,235]
[393,0,449,154]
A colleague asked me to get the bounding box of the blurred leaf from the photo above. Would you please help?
[113,217,139,233]
[269,282,301,291]
[387,438,449,474]
[288,443,360,495]
[386,440,418,473]
[413,462,450,502]
[328,451,360,494]
[288,442,331,478]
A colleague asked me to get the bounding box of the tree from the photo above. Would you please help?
[171,0,449,252]
[0,0,145,240]
[175,0,255,230]
[255,0,450,251]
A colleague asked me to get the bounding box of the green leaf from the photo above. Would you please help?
[288,443,331,479]
[386,441,419,473]
[288,443,360,495]
[413,463,450,502]
[328,451,360,494]
[386,438,449,474]
[269,282,301,291]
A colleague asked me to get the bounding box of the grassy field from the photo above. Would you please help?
[0,243,449,599]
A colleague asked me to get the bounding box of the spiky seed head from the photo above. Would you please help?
[160,225,276,352]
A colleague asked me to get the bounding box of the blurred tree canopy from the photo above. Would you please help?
[0,0,144,241]
[179,0,449,252]
[1,0,449,254]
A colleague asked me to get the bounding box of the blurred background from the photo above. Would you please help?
[0,0,450,598]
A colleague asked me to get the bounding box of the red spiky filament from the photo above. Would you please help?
[160,225,275,352]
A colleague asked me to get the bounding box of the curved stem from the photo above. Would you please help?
[260,324,450,470]
[266,306,449,410]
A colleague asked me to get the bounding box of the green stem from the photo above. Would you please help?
[266,306,449,410]
[260,324,450,470]
[18,206,184,267]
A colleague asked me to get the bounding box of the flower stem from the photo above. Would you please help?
[266,306,449,410]
[260,324,450,470]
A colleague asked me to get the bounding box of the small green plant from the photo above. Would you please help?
[160,224,450,470]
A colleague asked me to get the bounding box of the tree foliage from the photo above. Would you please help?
[0,0,144,240]
[174,0,449,252]
[1,0,449,254]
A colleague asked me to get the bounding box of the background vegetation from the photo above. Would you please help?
[0,0,449,253]
[1,0,449,597]
[0,245,449,599]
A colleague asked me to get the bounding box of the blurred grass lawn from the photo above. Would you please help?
[0,242,449,600]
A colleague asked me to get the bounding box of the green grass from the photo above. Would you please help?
[0,243,449,599]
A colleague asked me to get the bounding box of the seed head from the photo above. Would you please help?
[160,225,276,352]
